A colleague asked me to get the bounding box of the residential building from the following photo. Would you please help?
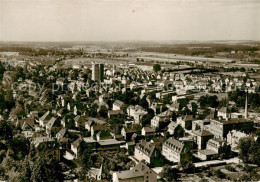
[127,105,147,124]
[134,140,162,167]
[150,110,171,129]
[141,127,156,137]
[112,162,157,182]
[192,129,214,150]
[177,115,194,130]
[167,121,179,135]
[227,130,249,151]
[162,138,186,163]
[113,100,125,111]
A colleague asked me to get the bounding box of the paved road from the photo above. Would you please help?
[151,157,241,174]
[194,157,240,167]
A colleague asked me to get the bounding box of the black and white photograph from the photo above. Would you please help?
[0,0,260,181]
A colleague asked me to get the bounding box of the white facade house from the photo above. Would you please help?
[217,107,230,120]
[127,105,147,124]
[206,138,225,153]
[227,130,249,151]
[162,138,185,163]
[167,121,179,135]
[112,100,125,111]
[71,138,82,159]
[151,110,171,128]
[134,140,158,164]
[112,162,157,182]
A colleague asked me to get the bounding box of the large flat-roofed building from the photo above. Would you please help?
[204,118,253,139]
[96,139,123,151]
[92,62,104,82]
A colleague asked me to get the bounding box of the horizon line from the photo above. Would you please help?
[1,40,260,43]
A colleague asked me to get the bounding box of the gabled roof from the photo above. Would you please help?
[113,100,125,107]
[228,129,248,138]
[94,100,109,109]
[74,115,80,122]
[184,115,194,121]
[206,112,215,120]
[57,128,67,138]
[92,124,107,131]
[39,111,50,121]
[57,109,64,115]
[20,118,35,130]
[193,129,213,137]
[167,121,179,129]
[87,117,106,125]
[218,107,227,113]
[115,162,154,180]
[135,140,156,157]
[143,127,155,133]
[46,117,56,129]
[108,110,124,115]
[163,138,185,154]
[71,137,82,148]
[123,125,141,133]
[32,137,55,148]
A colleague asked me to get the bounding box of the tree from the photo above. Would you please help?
[98,105,108,118]
[215,169,226,179]
[161,165,179,182]
[191,102,198,116]
[173,125,184,138]
[238,137,260,165]
[179,150,194,173]
[139,96,149,109]
[30,159,48,182]
[0,63,4,80]
[4,89,15,111]
[218,143,232,159]
[0,92,6,113]
[20,156,31,182]
[141,109,154,126]
[153,64,161,72]
[171,112,177,121]
[79,149,92,170]
[30,158,64,182]
[198,95,219,109]
[0,120,13,140]
[178,98,189,111]
[219,98,228,108]
[9,134,30,160]
[162,96,171,104]
[88,103,98,117]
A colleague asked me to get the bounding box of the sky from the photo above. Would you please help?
[0,0,260,42]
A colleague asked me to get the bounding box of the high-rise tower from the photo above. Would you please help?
[92,62,104,82]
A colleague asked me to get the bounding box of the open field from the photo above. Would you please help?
[129,51,235,63]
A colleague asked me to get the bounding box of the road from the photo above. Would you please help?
[151,157,241,174]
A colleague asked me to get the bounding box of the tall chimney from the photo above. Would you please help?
[226,97,229,121]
